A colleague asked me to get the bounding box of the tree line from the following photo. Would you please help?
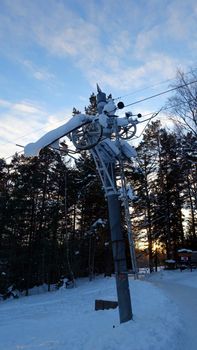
[0,70,196,298]
[0,149,114,298]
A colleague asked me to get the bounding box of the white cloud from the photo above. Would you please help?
[35,18,101,65]
[0,100,46,148]
[0,99,12,108]
[1,0,197,100]
[11,101,43,114]
[85,52,180,92]
[165,1,196,41]
[135,27,159,55]
[21,60,55,81]
[3,0,197,162]
[0,98,74,159]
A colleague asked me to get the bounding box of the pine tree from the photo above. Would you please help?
[131,121,161,271]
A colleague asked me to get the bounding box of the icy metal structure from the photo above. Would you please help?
[24,86,139,323]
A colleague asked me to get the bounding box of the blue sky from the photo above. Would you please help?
[0,0,197,159]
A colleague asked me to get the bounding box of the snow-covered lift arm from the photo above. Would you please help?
[24,94,138,157]
[24,114,94,157]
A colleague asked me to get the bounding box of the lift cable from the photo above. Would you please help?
[3,94,197,162]
[114,65,197,101]
[1,78,197,149]
[123,79,197,108]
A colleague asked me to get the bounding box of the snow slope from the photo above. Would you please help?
[149,269,197,350]
[0,275,182,350]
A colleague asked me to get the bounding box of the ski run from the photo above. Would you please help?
[1,269,197,350]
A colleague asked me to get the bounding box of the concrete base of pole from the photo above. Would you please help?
[107,193,133,323]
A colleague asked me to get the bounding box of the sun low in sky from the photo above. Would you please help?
[0,0,197,159]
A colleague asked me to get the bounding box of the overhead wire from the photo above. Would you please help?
[136,96,197,120]
[132,109,163,140]
[1,67,196,148]
[4,145,99,180]
[104,79,197,116]
[123,79,197,108]
[3,96,197,162]
[2,80,197,161]
[1,76,197,149]
[114,65,197,101]
[133,95,197,139]
[114,77,177,101]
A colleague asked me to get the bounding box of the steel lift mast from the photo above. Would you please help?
[24,86,139,323]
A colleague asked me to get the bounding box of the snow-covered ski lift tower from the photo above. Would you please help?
[24,86,139,324]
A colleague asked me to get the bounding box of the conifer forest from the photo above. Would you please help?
[0,71,197,299]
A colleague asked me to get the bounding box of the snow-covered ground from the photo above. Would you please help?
[1,270,197,350]
[149,269,197,350]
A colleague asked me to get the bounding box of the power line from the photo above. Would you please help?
[2,80,197,161]
[124,79,197,108]
[2,65,197,149]
[138,96,197,119]
[124,96,197,142]
[133,109,163,140]
[114,78,173,101]
[114,66,197,101]
[2,74,197,149]
[4,97,197,162]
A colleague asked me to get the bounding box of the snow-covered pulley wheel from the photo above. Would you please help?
[71,120,102,150]
[119,123,137,140]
